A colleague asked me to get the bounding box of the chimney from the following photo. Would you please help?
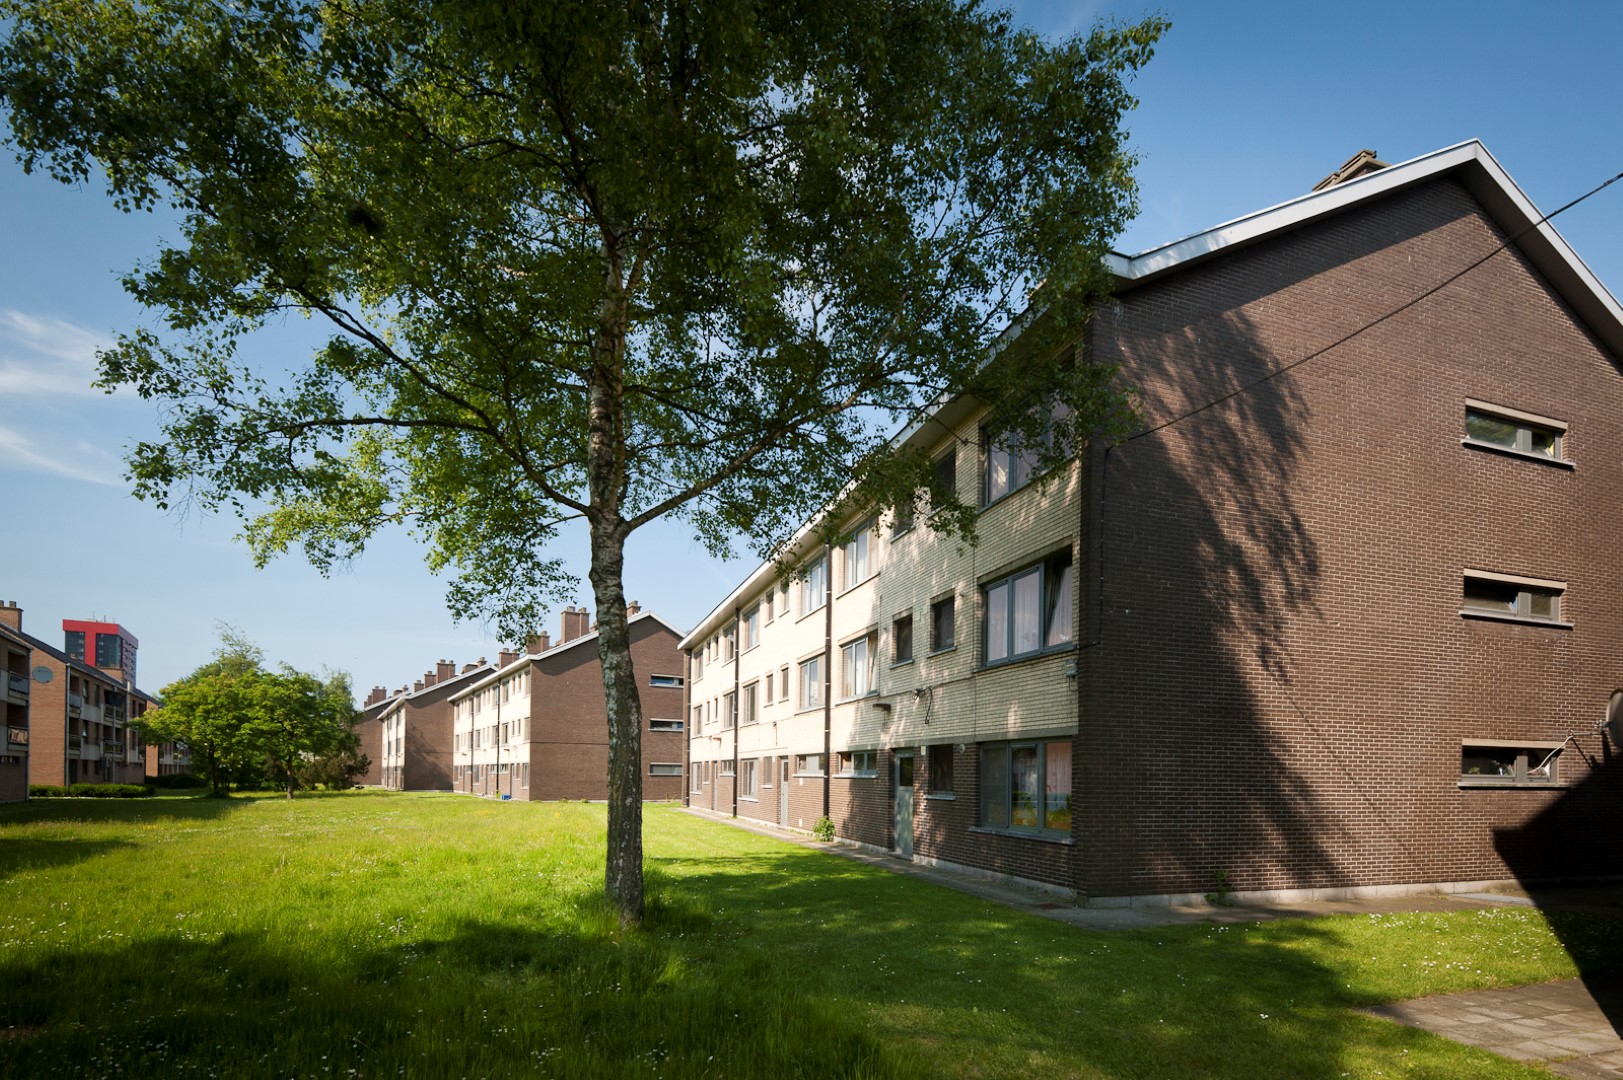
[562,606,590,642]
[1311,148,1389,192]
[422,669,437,688]
[0,601,20,631]
[627,600,642,616]
[413,679,424,692]
[437,660,456,682]
[498,649,520,668]
[526,631,551,654]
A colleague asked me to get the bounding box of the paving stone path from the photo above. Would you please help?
[1366,976,1623,1079]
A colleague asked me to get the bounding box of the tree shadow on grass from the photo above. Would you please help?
[0,837,136,882]
[2,794,244,826]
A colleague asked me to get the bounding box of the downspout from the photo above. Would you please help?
[682,647,692,809]
[732,607,741,820]
[494,670,502,799]
[822,542,833,822]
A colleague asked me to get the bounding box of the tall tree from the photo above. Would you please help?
[1,0,1163,923]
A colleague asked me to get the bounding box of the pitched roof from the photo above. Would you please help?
[449,610,687,701]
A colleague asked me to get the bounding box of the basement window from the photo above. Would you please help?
[1460,742,1563,787]
[649,763,683,777]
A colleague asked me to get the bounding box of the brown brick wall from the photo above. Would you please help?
[525,618,687,801]
[355,704,384,787]
[1082,177,1623,899]
[0,761,24,802]
[27,664,66,787]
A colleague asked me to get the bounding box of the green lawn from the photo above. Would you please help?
[2,792,1619,1078]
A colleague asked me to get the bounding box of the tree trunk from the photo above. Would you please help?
[590,527,644,925]
[588,235,643,925]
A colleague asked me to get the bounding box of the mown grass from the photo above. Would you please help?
[2,792,1620,1079]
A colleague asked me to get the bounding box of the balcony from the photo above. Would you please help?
[5,672,27,703]
[78,738,100,761]
[5,726,26,748]
[105,706,126,726]
[103,741,123,761]
[67,692,83,718]
[67,734,82,756]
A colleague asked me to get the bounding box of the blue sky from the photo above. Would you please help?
[2,0,1619,696]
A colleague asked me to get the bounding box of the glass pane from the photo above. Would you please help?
[933,599,955,650]
[1463,579,1517,612]
[1466,410,1517,448]
[1013,571,1041,655]
[980,746,1008,827]
[987,449,1010,502]
[1010,746,1040,828]
[897,755,913,788]
[1528,590,1557,620]
[986,583,1009,662]
[1045,562,1074,647]
[1461,746,1516,777]
[1529,428,1557,457]
[1044,742,1072,831]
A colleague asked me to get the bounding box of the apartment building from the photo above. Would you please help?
[354,686,396,787]
[685,141,1623,904]
[1,611,31,802]
[373,659,494,791]
[450,606,687,801]
[0,605,160,786]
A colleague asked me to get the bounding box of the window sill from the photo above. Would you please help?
[795,705,824,716]
[891,658,915,669]
[1460,609,1573,630]
[835,772,878,780]
[968,825,1074,845]
[797,606,826,625]
[1458,780,1570,790]
[835,691,881,706]
[794,773,826,780]
[927,646,958,658]
[925,792,956,801]
[1461,438,1574,469]
[980,645,1075,672]
[837,571,880,597]
[739,796,759,803]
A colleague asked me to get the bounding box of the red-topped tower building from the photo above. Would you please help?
[62,620,138,689]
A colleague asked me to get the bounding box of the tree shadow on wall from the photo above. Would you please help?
[1494,731,1623,1036]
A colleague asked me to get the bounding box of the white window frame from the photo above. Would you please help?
[802,557,828,615]
[799,656,824,710]
[839,632,877,700]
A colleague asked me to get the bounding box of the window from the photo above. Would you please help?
[650,762,683,777]
[64,631,85,661]
[1460,743,1561,787]
[742,606,760,651]
[742,683,759,726]
[838,750,877,777]
[720,759,735,777]
[765,672,774,703]
[983,399,1074,505]
[780,665,791,701]
[795,753,826,776]
[741,758,759,797]
[840,633,877,699]
[841,522,873,590]
[929,745,953,794]
[649,674,685,688]
[1464,400,1565,462]
[930,448,957,510]
[692,650,704,681]
[764,591,775,623]
[649,717,683,732]
[893,494,915,535]
[983,553,1073,664]
[723,691,737,729]
[981,741,1071,834]
[95,635,122,669]
[1462,572,1564,624]
[893,614,914,664]
[931,596,956,652]
[692,705,703,733]
[800,656,824,709]
[723,626,737,662]
[692,762,703,792]
[802,557,828,615]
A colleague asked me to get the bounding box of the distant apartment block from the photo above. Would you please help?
[371,659,495,791]
[1,608,32,802]
[449,605,687,801]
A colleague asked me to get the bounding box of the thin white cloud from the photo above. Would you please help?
[0,308,111,398]
[0,423,121,486]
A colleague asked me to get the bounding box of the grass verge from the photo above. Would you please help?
[2,791,1619,1078]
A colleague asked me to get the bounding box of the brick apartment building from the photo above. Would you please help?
[354,687,395,787]
[0,604,169,787]
[684,141,1623,904]
[369,658,495,791]
[450,606,687,801]
[1,614,31,802]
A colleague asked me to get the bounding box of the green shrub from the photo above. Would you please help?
[32,783,155,799]
[812,816,835,842]
[146,772,207,789]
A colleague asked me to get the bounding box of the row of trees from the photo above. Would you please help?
[139,629,366,798]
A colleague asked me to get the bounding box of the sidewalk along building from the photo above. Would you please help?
[683,141,1623,905]
[449,605,688,801]
[1,608,32,802]
[372,658,494,791]
[0,604,168,787]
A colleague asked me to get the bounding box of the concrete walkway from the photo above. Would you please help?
[1368,977,1623,1079]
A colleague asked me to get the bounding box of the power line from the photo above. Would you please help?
[1121,165,1623,445]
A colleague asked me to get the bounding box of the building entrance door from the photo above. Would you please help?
[894,751,915,858]
[779,757,790,824]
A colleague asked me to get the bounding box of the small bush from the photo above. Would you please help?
[146,772,207,789]
[30,783,154,799]
[812,816,835,842]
